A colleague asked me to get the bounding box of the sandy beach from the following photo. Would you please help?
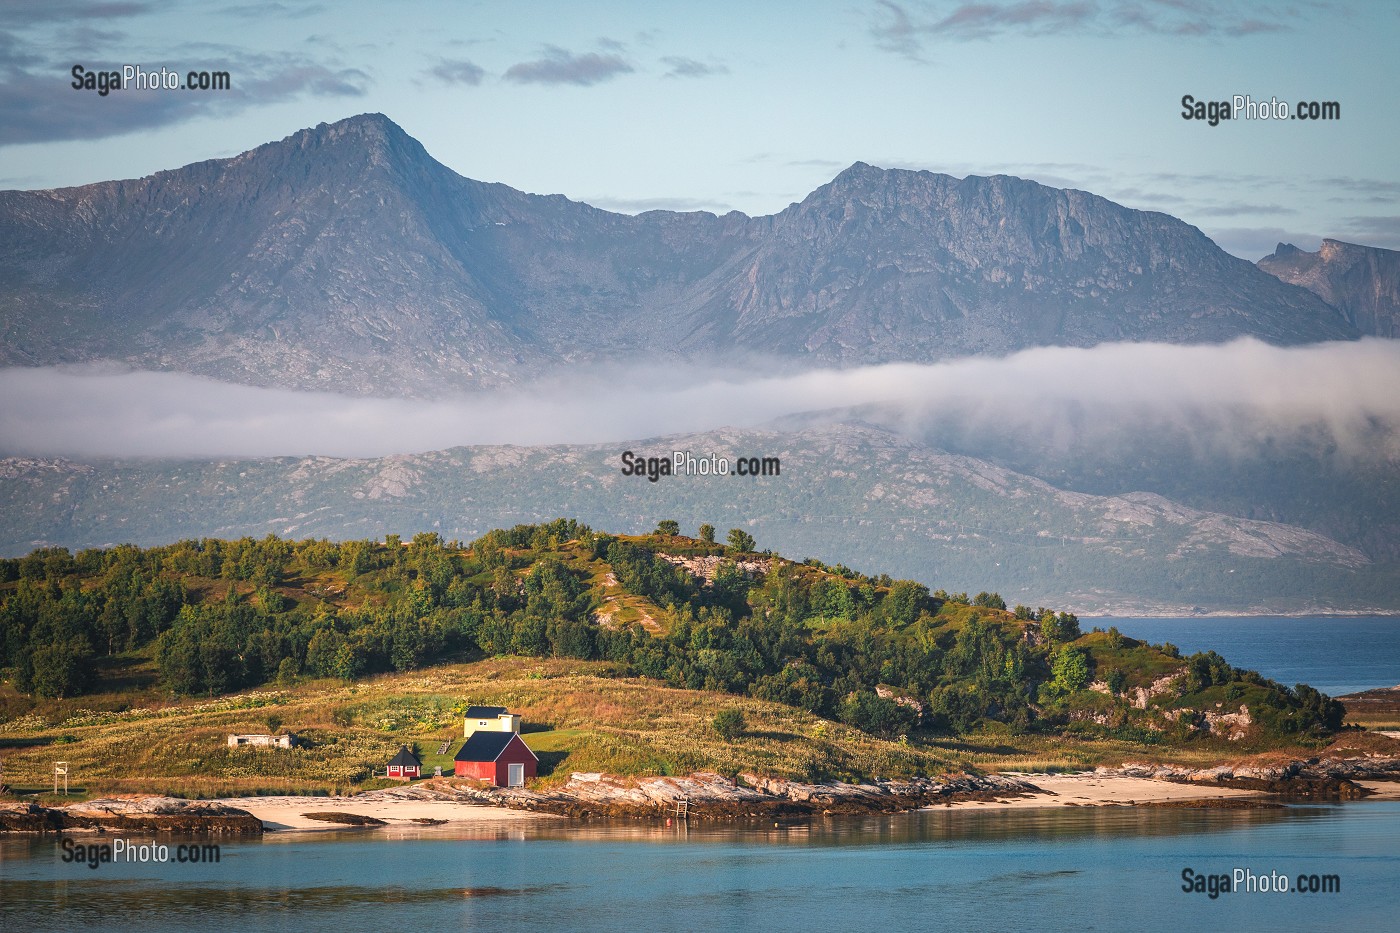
[1354,780,1400,799]
[941,773,1264,810]
[943,773,1400,810]
[216,796,552,832]
[216,774,1400,830]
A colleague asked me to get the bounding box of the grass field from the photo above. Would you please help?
[0,654,1331,805]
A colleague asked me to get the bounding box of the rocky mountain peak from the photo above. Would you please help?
[1258,239,1400,337]
[0,115,1367,395]
[1268,242,1305,260]
[224,111,437,186]
[280,112,414,155]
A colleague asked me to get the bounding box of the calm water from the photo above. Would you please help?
[2,804,1397,932]
[1099,616,1400,697]
[2,617,1398,930]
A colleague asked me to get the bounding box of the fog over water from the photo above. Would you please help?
[1,338,1398,460]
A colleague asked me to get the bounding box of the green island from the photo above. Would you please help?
[0,519,1385,811]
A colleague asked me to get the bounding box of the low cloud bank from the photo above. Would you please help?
[1,338,1398,460]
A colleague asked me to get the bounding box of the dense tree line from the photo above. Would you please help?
[0,521,1343,739]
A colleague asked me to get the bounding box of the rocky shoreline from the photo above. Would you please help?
[385,752,1400,818]
[6,753,1399,833]
[344,770,1043,821]
[1099,753,1400,801]
[0,796,264,835]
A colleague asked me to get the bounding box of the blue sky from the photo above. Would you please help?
[2,0,1398,258]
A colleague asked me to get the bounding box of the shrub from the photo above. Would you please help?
[726,529,756,553]
[712,708,746,741]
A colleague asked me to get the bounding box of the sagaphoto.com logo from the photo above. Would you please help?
[1180,93,1340,126]
[71,64,231,97]
[60,837,222,869]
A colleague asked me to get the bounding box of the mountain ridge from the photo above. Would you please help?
[1259,238,1400,338]
[3,422,1394,614]
[0,113,1362,396]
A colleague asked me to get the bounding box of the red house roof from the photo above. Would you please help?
[387,746,421,769]
[454,731,537,763]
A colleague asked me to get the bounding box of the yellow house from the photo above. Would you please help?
[464,705,520,738]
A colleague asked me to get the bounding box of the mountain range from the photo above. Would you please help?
[0,112,1376,396]
[3,423,1395,614]
[1,113,1397,613]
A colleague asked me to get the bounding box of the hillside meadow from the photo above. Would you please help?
[0,655,1325,805]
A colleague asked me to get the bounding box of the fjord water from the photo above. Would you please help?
[2,615,1397,930]
[1104,616,1400,696]
[3,804,1398,932]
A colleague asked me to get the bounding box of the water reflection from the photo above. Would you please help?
[1,804,1390,933]
[0,802,1319,860]
[246,802,1308,847]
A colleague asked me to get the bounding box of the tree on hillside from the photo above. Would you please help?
[28,636,93,698]
[726,529,756,553]
[838,691,920,738]
[654,520,680,536]
[698,524,716,544]
[1040,610,1081,643]
[1294,684,1345,732]
[1050,646,1090,694]
[884,580,930,627]
[712,708,746,740]
[973,591,1006,610]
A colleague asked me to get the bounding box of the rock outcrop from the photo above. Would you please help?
[1106,752,1400,800]
[1259,239,1400,337]
[0,796,263,834]
[346,770,1038,820]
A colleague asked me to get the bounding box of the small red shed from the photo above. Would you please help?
[454,731,537,787]
[386,745,422,780]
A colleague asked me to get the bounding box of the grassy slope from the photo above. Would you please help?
[0,653,1327,805]
[0,531,1364,802]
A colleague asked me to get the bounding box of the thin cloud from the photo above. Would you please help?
[220,3,325,18]
[1100,186,1192,206]
[871,0,1295,55]
[933,1,1097,40]
[0,2,155,26]
[504,46,633,86]
[1340,215,1400,246]
[241,63,368,97]
[0,29,41,67]
[1227,18,1286,36]
[1,339,1397,461]
[1191,202,1297,218]
[1321,176,1400,204]
[870,0,924,58]
[660,56,727,78]
[427,58,485,86]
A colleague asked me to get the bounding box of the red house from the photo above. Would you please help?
[454,731,537,787]
[386,745,422,780]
